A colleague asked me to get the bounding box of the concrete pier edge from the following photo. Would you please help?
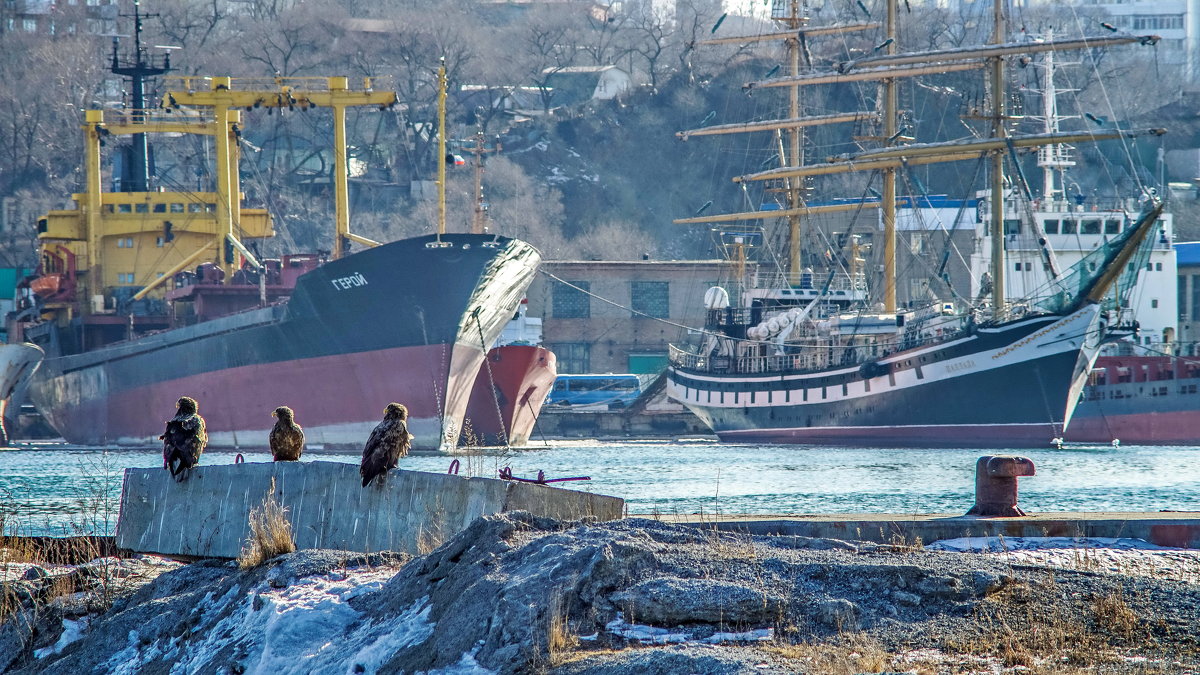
[653,512,1200,548]
[115,461,624,559]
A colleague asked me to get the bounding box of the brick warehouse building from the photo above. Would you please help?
[525,260,746,374]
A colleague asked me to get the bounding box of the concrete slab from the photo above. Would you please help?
[656,512,1200,548]
[115,461,623,559]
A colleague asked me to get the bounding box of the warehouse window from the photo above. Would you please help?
[631,281,669,318]
[552,281,590,318]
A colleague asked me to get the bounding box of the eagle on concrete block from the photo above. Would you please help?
[161,396,207,482]
[360,402,412,487]
[269,406,304,461]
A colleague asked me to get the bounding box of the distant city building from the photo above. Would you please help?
[1,0,117,37]
[540,66,633,106]
[909,0,1198,82]
[1175,241,1200,351]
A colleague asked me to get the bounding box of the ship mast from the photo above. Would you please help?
[437,58,448,242]
[735,17,1161,315]
[673,14,880,287]
[881,0,898,312]
[988,0,1008,311]
[469,120,501,235]
[1032,29,1076,203]
[110,0,169,193]
[781,0,807,287]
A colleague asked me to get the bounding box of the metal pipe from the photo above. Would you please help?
[131,241,216,300]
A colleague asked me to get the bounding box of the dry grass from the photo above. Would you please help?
[886,530,924,551]
[764,634,893,674]
[2,529,116,624]
[237,478,296,569]
[546,594,579,666]
[1091,589,1140,639]
[939,574,1163,672]
[415,525,445,556]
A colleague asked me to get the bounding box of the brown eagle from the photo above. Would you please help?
[161,396,207,482]
[360,402,412,487]
[269,406,304,461]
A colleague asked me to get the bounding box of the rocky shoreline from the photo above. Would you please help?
[3,512,1199,674]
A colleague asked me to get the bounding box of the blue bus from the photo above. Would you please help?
[546,374,643,408]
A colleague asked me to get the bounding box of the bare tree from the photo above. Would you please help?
[237,2,343,76]
[625,0,671,90]
[519,6,580,113]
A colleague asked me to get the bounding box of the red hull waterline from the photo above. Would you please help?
[462,345,557,446]
[45,343,485,451]
[718,422,1064,448]
[1064,411,1200,444]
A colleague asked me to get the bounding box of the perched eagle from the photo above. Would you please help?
[360,402,412,487]
[269,406,304,461]
[161,396,207,482]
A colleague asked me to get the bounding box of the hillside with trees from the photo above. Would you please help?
[0,0,1195,269]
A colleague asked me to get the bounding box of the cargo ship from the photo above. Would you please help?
[9,12,539,451]
[1066,355,1200,444]
[462,300,557,447]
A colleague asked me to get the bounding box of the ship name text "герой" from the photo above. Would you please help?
[330,272,368,290]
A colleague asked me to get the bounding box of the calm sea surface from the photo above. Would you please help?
[2,439,1199,536]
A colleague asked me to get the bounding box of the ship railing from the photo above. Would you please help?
[99,108,216,125]
[751,271,868,293]
[163,75,395,94]
[983,196,1144,218]
[670,327,970,375]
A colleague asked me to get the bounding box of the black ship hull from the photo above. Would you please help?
[27,234,541,450]
[668,305,1105,447]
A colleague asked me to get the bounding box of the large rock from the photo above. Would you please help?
[611,577,784,626]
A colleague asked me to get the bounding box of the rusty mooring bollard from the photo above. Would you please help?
[966,455,1036,517]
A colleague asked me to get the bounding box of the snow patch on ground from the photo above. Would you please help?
[100,565,428,675]
[928,536,1200,585]
[422,648,497,674]
[34,618,89,658]
[605,612,773,645]
[928,536,1172,553]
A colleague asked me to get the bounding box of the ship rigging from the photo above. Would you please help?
[664,0,1167,447]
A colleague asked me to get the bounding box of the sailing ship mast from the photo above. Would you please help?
[881,0,898,312]
[782,0,806,288]
[988,0,1008,310]
[731,0,1162,319]
[673,4,878,294]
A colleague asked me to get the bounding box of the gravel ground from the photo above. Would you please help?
[2,514,1198,674]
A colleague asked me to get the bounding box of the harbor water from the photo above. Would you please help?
[2,439,1199,537]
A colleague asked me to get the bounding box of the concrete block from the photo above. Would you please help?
[115,461,623,559]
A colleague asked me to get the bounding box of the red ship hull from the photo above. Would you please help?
[462,345,557,446]
[1067,355,1200,444]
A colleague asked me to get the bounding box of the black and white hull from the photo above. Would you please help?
[668,304,1105,447]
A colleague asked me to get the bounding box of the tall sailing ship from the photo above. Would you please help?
[665,0,1167,447]
[11,7,540,451]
